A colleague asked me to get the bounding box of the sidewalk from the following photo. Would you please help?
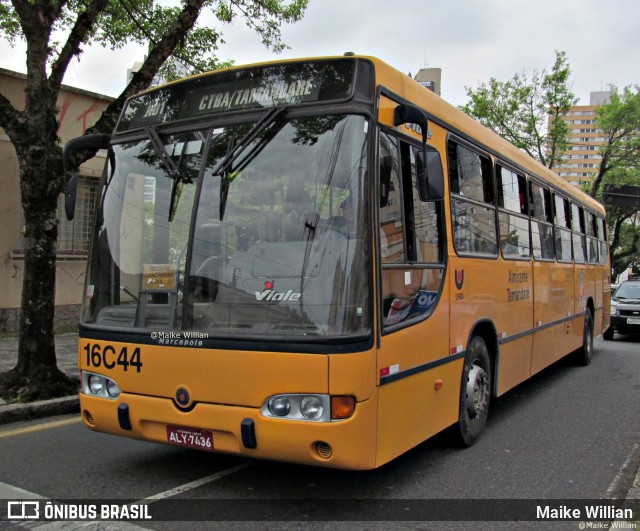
[0,333,79,423]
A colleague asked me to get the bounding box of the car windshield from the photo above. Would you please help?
[614,283,640,300]
[82,114,371,342]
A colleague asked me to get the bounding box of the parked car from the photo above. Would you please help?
[604,280,640,340]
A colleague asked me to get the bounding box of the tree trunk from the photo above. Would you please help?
[0,130,77,401]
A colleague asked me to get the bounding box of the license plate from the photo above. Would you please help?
[627,318,640,325]
[166,426,213,450]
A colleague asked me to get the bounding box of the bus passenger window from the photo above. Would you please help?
[530,182,554,260]
[571,203,587,264]
[553,194,572,263]
[586,212,599,264]
[448,140,497,256]
[596,217,608,265]
[497,165,530,259]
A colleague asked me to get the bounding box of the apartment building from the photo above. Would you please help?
[553,91,611,187]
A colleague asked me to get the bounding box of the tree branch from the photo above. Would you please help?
[49,0,110,93]
[0,91,25,143]
[85,0,207,136]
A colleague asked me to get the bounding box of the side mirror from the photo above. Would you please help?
[416,150,444,201]
[393,104,429,142]
[62,134,110,220]
[65,173,79,221]
[394,103,443,201]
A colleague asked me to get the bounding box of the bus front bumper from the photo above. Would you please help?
[80,392,378,470]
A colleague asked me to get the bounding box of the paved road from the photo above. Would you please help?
[0,336,638,529]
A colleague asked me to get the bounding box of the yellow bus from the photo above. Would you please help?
[64,54,611,470]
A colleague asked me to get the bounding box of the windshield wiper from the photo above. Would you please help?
[214,105,288,219]
[146,126,189,182]
[146,125,194,221]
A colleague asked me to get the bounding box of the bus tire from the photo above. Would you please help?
[575,309,594,365]
[455,335,491,447]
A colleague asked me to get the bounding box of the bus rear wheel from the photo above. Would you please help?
[455,335,491,447]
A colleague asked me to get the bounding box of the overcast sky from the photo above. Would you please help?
[1,0,638,107]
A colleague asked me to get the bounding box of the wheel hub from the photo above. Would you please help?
[466,363,489,419]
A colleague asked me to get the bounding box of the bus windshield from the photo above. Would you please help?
[82,113,371,342]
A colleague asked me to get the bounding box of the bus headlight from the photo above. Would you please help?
[268,397,291,417]
[106,379,121,398]
[262,394,354,422]
[300,396,323,420]
[82,371,120,400]
[88,375,104,395]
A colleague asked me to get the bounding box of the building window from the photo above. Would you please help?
[14,175,99,260]
[57,176,100,257]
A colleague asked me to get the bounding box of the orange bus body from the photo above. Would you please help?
[77,56,610,469]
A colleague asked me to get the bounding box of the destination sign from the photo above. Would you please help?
[116,59,358,132]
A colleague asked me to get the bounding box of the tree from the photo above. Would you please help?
[0,0,308,402]
[588,86,640,198]
[585,86,640,278]
[460,50,577,169]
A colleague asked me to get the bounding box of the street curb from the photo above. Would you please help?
[0,396,79,425]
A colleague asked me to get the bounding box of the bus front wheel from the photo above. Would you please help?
[455,335,491,447]
[575,309,594,366]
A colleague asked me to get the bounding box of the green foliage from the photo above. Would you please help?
[587,86,640,277]
[1,0,309,81]
[0,0,21,43]
[589,85,640,198]
[460,50,577,169]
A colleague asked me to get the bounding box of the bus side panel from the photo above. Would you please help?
[449,258,497,353]
[496,338,532,397]
[594,264,607,336]
[592,265,602,335]
[492,260,533,396]
[531,261,575,375]
[375,288,453,465]
[376,358,463,467]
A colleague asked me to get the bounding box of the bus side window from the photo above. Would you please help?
[553,194,573,263]
[586,211,599,264]
[447,140,497,256]
[571,202,587,264]
[529,181,554,261]
[496,164,530,259]
[596,217,608,265]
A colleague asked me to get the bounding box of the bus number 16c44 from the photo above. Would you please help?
[82,343,143,372]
